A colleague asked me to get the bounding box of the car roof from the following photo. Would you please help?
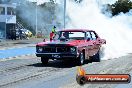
[58,29,94,32]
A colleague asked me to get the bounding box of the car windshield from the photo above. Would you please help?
[54,31,85,40]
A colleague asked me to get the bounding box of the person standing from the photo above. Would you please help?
[50,26,56,41]
[19,29,22,40]
[12,29,16,40]
[51,26,56,33]
[10,29,13,40]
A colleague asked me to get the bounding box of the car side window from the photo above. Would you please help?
[90,32,97,40]
[86,32,92,40]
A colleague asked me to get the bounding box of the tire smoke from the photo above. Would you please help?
[66,0,132,60]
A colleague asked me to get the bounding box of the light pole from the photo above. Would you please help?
[64,0,66,29]
[35,2,38,36]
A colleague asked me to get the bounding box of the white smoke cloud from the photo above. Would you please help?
[100,0,117,4]
[66,0,132,60]
[9,0,59,34]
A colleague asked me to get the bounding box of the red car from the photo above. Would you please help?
[36,29,106,65]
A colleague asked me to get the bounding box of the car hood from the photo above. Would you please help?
[37,40,86,47]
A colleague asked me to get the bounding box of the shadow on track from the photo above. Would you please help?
[27,60,90,68]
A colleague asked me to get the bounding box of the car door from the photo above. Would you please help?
[86,31,95,57]
[90,31,100,55]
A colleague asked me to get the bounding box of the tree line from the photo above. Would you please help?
[106,0,132,16]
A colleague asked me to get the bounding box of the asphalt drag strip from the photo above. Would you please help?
[0,54,132,88]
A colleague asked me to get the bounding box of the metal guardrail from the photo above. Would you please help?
[16,22,25,29]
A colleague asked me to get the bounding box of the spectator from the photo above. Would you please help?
[19,29,22,40]
[52,26,56,33]
[50,26,57,41]
[12,29,16,40]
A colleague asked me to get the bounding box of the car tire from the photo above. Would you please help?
[92,50,100,62]
[76,52,85,65]
[41,57,49,65]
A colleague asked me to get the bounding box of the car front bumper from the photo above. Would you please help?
[36,53,78,60]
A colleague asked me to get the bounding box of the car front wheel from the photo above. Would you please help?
[41,57,49,65]
[76,52,85,65]
[92,50,100,62]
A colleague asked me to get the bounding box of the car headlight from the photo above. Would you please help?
[38,47,43,52]
[70,47,76,52]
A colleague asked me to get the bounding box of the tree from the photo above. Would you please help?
[109,0,132,16]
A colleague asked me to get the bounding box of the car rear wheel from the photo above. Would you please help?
[92,50,100,62]
[41,57,49,65]
[76,52,85,65]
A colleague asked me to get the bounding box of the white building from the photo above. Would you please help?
[0,3,16,39]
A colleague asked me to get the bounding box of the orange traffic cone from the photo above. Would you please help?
[77,66,86,76]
